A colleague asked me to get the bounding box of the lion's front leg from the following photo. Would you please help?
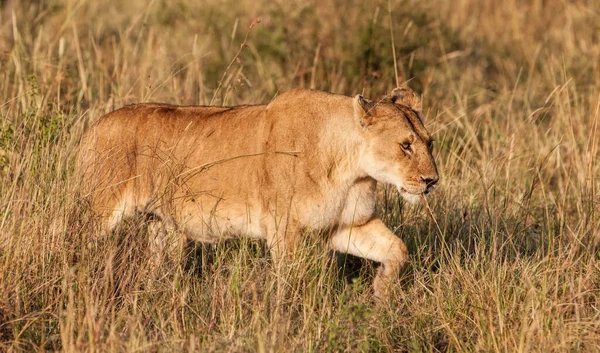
[330,218,408,298]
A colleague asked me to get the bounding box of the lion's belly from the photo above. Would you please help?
[161,178,376,240]
[168,191,343,240]
[173,196,265,242]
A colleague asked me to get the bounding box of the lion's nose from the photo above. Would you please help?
[421,176,439,187]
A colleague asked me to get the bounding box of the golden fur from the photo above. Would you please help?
[76,87,439,297]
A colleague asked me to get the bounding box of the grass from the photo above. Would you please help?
[0,0,599,351]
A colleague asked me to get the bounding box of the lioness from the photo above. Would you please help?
[77,87,438,297]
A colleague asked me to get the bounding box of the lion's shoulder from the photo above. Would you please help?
[266,89,349,115]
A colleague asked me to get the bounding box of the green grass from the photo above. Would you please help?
[0,0,599,351]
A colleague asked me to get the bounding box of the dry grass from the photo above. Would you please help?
[1,0,599,351]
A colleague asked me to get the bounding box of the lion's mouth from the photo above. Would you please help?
[399,187,425,195]
[400,185,435,197]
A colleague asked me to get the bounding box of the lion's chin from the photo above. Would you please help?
[398,188,422,204]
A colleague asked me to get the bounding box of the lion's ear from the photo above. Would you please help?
[390,87,422,113]
[353,94,375,127]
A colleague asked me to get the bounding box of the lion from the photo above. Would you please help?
[76,87,439,298]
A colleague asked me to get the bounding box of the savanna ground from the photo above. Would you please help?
[0,0,599,351]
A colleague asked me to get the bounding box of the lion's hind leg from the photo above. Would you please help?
[145,215,183,268]
[99,193,183,271]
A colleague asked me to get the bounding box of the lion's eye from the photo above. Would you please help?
[401,143,412,152]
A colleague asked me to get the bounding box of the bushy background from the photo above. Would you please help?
[0,0,599,351]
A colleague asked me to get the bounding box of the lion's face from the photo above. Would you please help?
[355,88,439,204]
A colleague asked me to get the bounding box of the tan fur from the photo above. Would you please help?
[76,87,439,297]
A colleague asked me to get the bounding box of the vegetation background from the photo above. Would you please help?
[0,0,599,351]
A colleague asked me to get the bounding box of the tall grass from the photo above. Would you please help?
[0,0,599,351]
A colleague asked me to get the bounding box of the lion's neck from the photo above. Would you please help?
[319,110,368,188]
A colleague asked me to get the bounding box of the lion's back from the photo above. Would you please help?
[75,102,271,209]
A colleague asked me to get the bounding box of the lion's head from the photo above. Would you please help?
[354,87,439,204]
